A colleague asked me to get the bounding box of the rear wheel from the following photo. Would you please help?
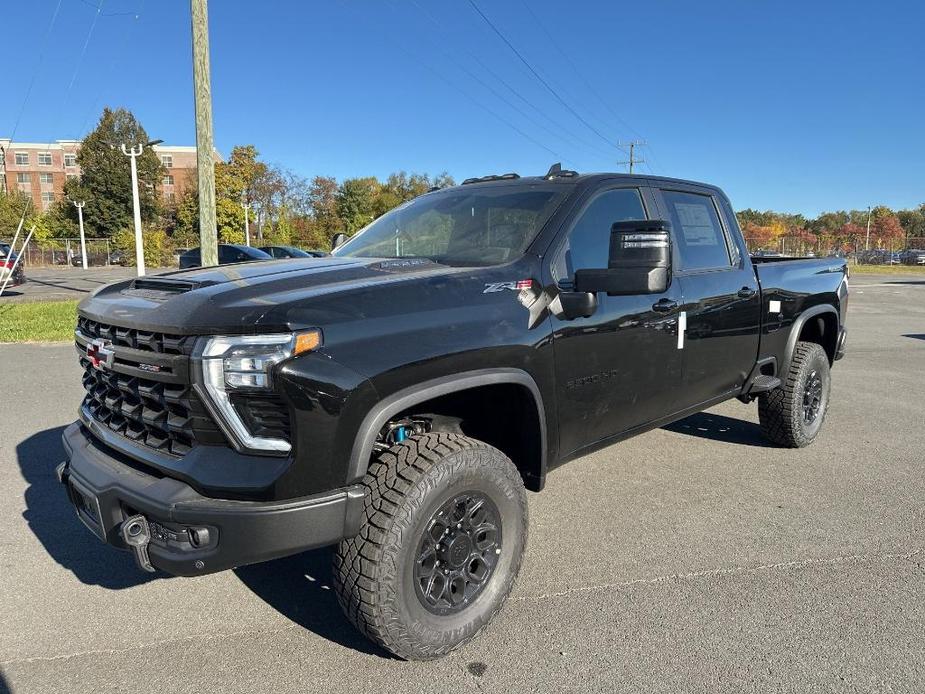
[333,433,528,660]
[759,341,831,447]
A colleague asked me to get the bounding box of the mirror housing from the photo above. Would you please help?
[555,290,598,320]
[331,232,349,250]
[574,220,671,295]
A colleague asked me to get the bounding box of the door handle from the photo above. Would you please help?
[737,287,757,299]
[652,298,678,313]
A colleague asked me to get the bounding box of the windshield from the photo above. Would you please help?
[332,184,570,266]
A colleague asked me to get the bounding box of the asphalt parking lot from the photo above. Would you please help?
[0,274,923,693]
[0,267,153,303]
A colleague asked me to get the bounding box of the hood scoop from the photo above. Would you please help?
[122,277,210,300]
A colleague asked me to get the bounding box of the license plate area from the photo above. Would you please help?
[68,478,106,541]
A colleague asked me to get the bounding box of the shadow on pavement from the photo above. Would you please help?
[0,669,10,694]
[886,280,925,285]
[662,411,770,447]
[16,426,163,590]
[903,334,925,341]
[235,548,393,658]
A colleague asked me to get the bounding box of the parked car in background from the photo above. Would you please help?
[259,245,317,259]
[901,249,925,265]
[0,242,25,288]
[71,251,113,267]
[178,244,272,269]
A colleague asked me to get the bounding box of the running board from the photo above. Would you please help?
[748,375,781,394]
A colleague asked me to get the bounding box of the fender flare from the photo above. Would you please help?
[782,304,839,374]
[346,368,547,484]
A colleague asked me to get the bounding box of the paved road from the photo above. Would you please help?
[0,275,923,693]
[0,267,163,303]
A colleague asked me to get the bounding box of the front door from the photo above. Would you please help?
[550,184,683,457]
[653,186,761,408]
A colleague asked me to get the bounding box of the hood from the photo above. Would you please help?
[77,256,484,334]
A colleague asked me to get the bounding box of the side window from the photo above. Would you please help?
[553,188,646,281]
[218,246,234,263]
[661,191,731,271]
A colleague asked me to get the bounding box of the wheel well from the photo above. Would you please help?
[397,383,545,492]
[798,311,838,364]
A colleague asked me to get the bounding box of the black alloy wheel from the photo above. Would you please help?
[413,492,502,615]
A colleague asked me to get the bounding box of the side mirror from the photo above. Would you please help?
[331,232,349,250]
[554,290,598,320]
[574,220,671,296]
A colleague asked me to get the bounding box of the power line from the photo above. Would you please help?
[76,0,146,138]
[466,0,624,154]
[517,0,643,146]
[337,0,566,162]
[7,0,64,142]
[406,0,618,167]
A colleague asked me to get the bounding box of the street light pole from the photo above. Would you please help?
[865,205,872,252]
[120,143,146,276]
[241,200,251,246]
[71,199,87,269]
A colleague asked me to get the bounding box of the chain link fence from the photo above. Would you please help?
[0,238,118,267]
[744,236,925,266]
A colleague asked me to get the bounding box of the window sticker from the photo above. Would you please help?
[674,202,717,246]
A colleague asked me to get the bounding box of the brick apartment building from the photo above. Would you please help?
[0,139,199,211]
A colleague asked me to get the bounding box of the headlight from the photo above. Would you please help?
[200,330,322,453]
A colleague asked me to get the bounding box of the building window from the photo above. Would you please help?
[15,152,29,166]
[64,153,77,167]
[161,154,173,168]
[166,191,176,202]
[38,152,53,166]
[39,173,54,185]
[41,191,55,203]
[66,173,79,181]
[16,173,31,191]
[163,174,174,186]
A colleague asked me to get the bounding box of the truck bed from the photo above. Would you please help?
[752,256,849,375]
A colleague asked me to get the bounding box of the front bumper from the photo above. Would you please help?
[58,422,365,576]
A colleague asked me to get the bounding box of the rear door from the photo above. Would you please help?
[549,182,684,456]
[653,185,760,408]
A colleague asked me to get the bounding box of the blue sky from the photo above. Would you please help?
[5,0,923,216]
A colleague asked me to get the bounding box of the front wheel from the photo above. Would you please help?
[333,433,528,660]
[759,341,831,447]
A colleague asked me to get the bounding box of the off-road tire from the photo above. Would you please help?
[759,341,831,447]
[333,433,528,660]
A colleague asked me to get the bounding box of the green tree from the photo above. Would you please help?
[897,204,925,238]
[336,177,381,233]
[0,190,33,235]
[64,107,163,237]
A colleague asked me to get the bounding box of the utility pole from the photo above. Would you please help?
[70,199,88,270]
[241,199,251,246]
[618,140,646,174]
[865,205,872,251]
[191,0,218,267]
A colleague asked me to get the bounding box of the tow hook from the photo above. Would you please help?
[120,514,156,573]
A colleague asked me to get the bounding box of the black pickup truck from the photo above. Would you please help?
[58,168,848,659]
